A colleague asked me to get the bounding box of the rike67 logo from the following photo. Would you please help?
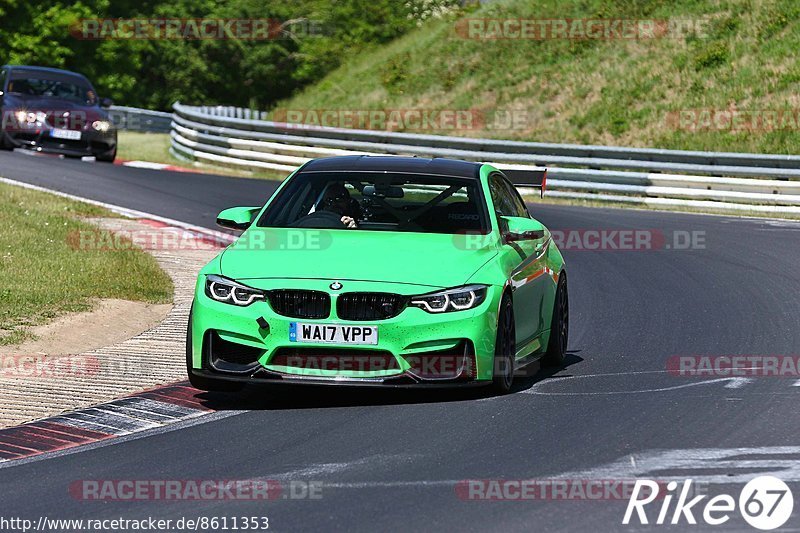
[623,476,794,530]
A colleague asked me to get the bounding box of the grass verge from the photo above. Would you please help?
[116,131,174,166]
[0,182,173,345]
[117,131,287,181]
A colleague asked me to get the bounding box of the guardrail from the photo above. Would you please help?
[109,105,172,133]
[170,103,800,215]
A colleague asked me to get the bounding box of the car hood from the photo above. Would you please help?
[219,228,498,289]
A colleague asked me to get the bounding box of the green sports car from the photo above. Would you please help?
[187,156,567,393]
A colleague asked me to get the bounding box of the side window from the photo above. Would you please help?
[489,174,529,218]
[0,69,6,94]
[502,177,530,218]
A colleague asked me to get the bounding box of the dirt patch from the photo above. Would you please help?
[0,299,171,357]
[0,216,223,428]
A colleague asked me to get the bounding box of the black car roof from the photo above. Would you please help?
[298,156,483,179]
[2,65,90,82]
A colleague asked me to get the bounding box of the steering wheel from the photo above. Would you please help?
[292,210,346,229]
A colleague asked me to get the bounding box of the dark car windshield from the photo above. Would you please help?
[257,171,490,234]
[7,72,96,105]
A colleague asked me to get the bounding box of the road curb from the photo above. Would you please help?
[114,158,199,173]
[0,382,212,463]
[0,211,226,429]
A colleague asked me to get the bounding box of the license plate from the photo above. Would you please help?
[290,322,378,345]
[51,128,81,140]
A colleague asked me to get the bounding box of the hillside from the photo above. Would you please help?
[277,0,800,154]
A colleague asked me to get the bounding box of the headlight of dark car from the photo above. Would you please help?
[91,120,112,132]
[410,284,488,313]
[205,275,265,306]
[14,110,46,126]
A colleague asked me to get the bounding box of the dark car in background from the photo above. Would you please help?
[0,65,117,161]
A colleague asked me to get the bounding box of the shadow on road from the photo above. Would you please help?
[192,351,584,412]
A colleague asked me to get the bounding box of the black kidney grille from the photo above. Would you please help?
[267,290,330,319]
[336,292,406,321]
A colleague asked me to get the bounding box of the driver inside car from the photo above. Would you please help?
[292,182,361,228]
[318,183,359,228]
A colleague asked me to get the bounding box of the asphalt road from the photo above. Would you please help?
[2,150,800,532]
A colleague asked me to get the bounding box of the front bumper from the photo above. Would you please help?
[189,278,503,386]
[3,127,116,158]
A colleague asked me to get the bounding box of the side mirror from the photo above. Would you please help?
[500,216,546,243]
[216,206,261,231]
[100,97,113,108]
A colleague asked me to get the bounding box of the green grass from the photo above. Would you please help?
[117,131,287,181]
[0,183,173,345]
[117,131,175,166]
[277,0,800,155]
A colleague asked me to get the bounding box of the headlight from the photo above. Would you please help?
[92,120,111,132]
[15,111,45,124]
[410,285,488,313]
[205,275,265,306]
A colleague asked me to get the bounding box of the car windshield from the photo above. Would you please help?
[7,74,96,105]
[257,171,490,234]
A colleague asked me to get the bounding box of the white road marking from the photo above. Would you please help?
[120,160,172,170]
[759,220,800,229]
[550,446,800,484]
[723,377,754,388]
[257,454,423,481]
[520,370,755,396]
[202,447,800,492]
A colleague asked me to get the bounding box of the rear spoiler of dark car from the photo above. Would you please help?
[501,168,548,199]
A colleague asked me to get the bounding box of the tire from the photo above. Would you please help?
[542,274,569,367]
[95,146,116,162]
[186,307,244,392]
[0,132,14,151]
[492,292,516,394]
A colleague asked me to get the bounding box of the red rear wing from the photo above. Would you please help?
[501,168,547,198]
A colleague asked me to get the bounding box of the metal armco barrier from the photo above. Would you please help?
[109,105,172,133]
[170,103,800,215]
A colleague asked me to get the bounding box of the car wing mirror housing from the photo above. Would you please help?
[216,206,261,231]
[501,216,546,243]
[100,97,113,108]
